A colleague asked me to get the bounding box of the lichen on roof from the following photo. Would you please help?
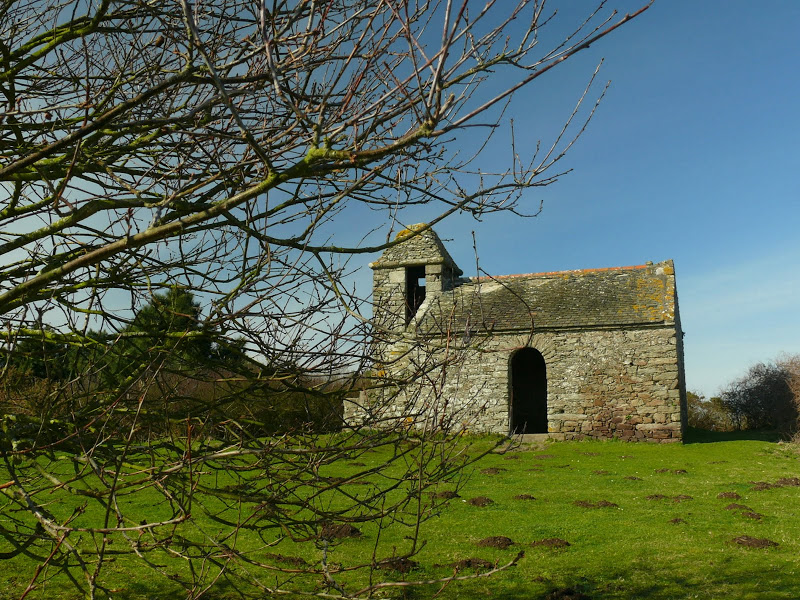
[395,223,429,241]
[371,224,462,274]
[417,261,678,333]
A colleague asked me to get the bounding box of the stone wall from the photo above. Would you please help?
[346,323,685,442]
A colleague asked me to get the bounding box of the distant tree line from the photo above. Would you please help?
[688,354,800,439]
[1,288,343,437]
[4,288,238,378]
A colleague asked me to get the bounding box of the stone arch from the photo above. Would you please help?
[507,334,557,363]
[509,347,548,434]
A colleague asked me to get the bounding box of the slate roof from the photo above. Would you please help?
[417,262,677,333]
[370,224,462,275]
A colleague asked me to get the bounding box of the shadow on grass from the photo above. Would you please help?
[454,557,800,600]
[684,427,784,444]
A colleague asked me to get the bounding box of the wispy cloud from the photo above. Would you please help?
[679,240,800,395]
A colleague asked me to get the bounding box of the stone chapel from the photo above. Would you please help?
[346,224,688,442]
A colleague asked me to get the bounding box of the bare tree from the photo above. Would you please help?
[0,0,652,597]
[719,360,797,434]
[777,354,800,440]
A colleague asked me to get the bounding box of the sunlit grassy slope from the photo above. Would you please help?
[4,431,799,599]
[415,431,800,600]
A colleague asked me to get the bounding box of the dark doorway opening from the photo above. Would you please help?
[405,266,426,323]
[510,348,547,434]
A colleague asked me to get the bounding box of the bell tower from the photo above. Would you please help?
[369,224,462,332]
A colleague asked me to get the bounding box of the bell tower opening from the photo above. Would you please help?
[405,266,426,323]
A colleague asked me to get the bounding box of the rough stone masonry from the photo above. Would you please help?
[345,224,688,442]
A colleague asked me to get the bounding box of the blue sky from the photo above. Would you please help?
[362,1,799,397]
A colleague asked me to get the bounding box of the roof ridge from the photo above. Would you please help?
[471,263,652,281]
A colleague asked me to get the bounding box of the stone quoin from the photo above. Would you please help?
[345,224,688,442]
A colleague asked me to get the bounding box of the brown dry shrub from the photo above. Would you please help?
[778,354,800,440]
[0,367,60,416]
[687,390,735,431]
[720,357,799,435]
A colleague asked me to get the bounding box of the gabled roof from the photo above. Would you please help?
[369,224,462,275]
[416,261,678,333]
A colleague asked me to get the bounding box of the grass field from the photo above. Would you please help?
[413,430,800,600]
[3,429,800,599]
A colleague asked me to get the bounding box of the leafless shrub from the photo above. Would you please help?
[776,354,800,441]
[719,359,798,436]
[687,390,735,431]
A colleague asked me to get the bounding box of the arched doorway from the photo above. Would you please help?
[510,348,547,434]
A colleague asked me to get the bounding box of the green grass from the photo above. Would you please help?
[414,434,800,600]
[3,433,800,599]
